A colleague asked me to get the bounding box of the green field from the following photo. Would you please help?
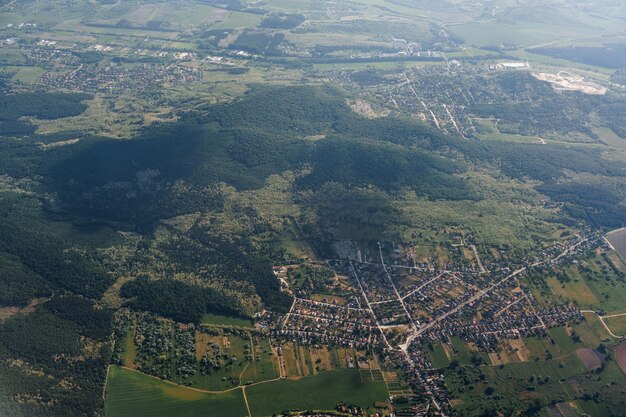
[106,366,388,417]
[602,315,626,337]
[427,342,451,368]
[105,366,248,417]
[448,21,599,47]
[474,118,546,144]
[535,252,626,314]
[595,128,626,151]
[121,325,137,368]
[211,11,263,29]
[247,369,388,416]
[201,313,253,328]
[548,327,580,355]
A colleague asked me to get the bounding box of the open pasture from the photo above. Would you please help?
[557,266,599,299]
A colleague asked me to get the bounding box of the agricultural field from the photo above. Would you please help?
[105,366,248,417]
[201,313,253,328]
[105,365,388,417]
[277,342,371,377]
[246,369,388,416]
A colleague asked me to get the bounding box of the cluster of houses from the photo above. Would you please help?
[39,62,202,94]
[274,298,376,349]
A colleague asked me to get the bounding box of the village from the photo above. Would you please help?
[326,57,612,144]
[269,229,605,416]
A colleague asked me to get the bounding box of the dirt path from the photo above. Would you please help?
[581,310,626,339]
[115,366,285,395]
[238,362,250,385]
[249,335,257,378]
[470,244,487,274]
[281,297,296,329]
[242,387,252,417]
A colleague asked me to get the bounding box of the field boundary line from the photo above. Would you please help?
[602,312,626,319]
[102,364,111,402]
[115,364,295,394]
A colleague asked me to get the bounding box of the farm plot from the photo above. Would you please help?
[575,348,604,372]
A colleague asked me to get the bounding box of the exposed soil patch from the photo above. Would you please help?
[575,348,603,371]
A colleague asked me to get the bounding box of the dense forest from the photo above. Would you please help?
[2,84,622,235]
[0,92,90,137]
[536,182,626,229]
[0,193,114,301]
[0,295,112,417]
[120,277,241,323]
[260,13,305,29]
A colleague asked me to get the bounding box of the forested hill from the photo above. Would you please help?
[43,85,626,229]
